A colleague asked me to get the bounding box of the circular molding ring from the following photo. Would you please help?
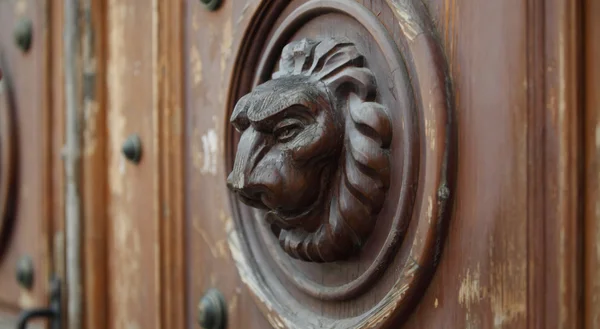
[225,0,455,327]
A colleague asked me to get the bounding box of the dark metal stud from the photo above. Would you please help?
[197,289,227,329]
[13,18,33,52]
[15,255,34,289]
[200,0,222,11]
[122,134,142,164]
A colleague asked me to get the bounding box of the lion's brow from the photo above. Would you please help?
[232,78,323,130]
[247,87,321,122]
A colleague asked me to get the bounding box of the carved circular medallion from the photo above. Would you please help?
[0,62,17,259]
[226,0,454,327]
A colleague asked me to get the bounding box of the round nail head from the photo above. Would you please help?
[122,134,142,163]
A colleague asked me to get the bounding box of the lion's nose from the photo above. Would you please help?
[227,171,265,203]
[228,176,271,210]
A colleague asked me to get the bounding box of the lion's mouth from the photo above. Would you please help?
[266,206,319,231]
[265,168,331,232]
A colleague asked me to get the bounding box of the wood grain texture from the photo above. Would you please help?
[399,0,583,328]
[81,0,108,329]
[584,0,600,328]
[156,0,186,328]
[105,1,160,329]
[78,1,186,329]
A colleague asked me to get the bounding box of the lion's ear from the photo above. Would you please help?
[308,40,363,78]
[273,39,318,79]
[322,67,376,101]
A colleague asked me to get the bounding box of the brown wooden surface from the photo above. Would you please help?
[585,0,600,328]
[183,0,583,328]
[0,0,59,326]
[0,0,584,328]
[104,1,160,329]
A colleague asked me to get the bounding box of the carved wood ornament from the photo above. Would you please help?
[227,38,392,262]
[225,0,455,327]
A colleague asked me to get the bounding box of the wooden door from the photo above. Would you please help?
[79,1,589,329]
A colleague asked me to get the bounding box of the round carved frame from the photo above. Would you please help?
[225,0,455,327]
[0,59,18,260]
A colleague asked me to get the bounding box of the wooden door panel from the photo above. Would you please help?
[0,0,55,327]
[184,0,581,328]
[105,1,161,329]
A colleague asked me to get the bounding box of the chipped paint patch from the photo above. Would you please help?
[14,0,27,15]
[458,264,485,310]
[111,211,143,329]
[107,1,129,197]
[193,116,221,176]
[427,196,433,224]
[190,45,203,85]
[220,17,233,76]
[83,99,100,157]
[385,0,422,41]
[489,259,526,328]
[19,290,36,308]
[201,129,219,175]
[425,118,436,151]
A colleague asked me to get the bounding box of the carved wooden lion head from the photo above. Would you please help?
[227,38,392,262]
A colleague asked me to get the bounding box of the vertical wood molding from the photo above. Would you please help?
[527,0,583,328]
[50,0,66,289]
[542,0,583,328]
[526,0,547,327]
[584,0,600,327]
[157,0,186,328]
[81,0,108,329]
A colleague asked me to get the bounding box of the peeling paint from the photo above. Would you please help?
[14,0,27,15]
[427,196,433,224]
[83,99,99,157]
[220,17,233,76]
[489,258,526,328]
[385,0,422,41]
[192,116,221,176]
[425,118,436,151]
[201,129,219,175]
[458,264,485,310]
[107,2,129,197]
[190,45,203,86]
[107,3,143,329]
[19,290,36,309]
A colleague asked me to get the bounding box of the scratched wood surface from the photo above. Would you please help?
[184,0,583,328]
[104,1,162,329]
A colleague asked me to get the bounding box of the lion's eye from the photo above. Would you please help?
[273,119,304,143]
